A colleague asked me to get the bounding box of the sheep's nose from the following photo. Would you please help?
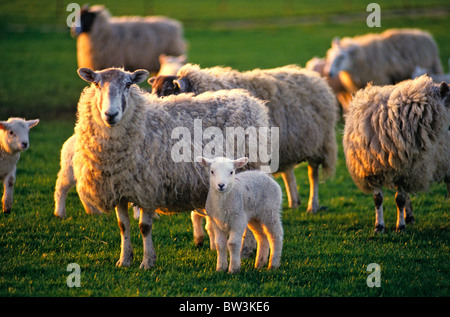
[21,142,28,149]
[218,183,225,190]
[105,112,118,124]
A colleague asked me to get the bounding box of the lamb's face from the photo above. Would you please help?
[148,76,193,97]
[0,118,39,154]
[77,68,149,127]
[197,157,248,193]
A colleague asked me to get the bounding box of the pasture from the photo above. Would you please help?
[0,0,449,297]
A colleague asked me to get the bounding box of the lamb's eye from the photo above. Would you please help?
[9,130,14,135]
[230,171,233,175]
[125,82,131,89]
[94,82,100,88]
[211,170,214,175]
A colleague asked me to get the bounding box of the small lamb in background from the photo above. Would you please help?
[0,118,39,214]
[156,54,187,76]
[198,156,283,273]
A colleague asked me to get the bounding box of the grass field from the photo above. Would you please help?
[0,1,449,297]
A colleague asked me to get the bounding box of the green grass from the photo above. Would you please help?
[0,1,449,297]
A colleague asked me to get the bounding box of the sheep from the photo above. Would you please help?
[54,134,102,218]
[71,5,186,73]
[412,58,450,83]
[157,54,187,76]
[73,67,272,269]
[343,75,450,233]
[324,29,443,90]
[197,156,283,273]
[0,118,39,214]
[149,63,338,214]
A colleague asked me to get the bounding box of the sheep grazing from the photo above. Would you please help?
[157,54,187,76]
[71,5,186,73]
[198,156,283,273]
[54,134,102,218]
[343,75,450,233]
[73,67,272,269]
[0,118,39,214]
[324,29,443,90]
[149,63,338,214]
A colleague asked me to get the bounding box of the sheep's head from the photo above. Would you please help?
[0,118,39,154]
[148,76,193,97]
[324,37,356,78]
[197,156,248,193]
[78,67,149,127]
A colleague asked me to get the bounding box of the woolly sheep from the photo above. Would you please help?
[198,156,283,273]
[73,67,271,269]
[343,75,450,233]
[149,63,338,213]
[0,118,39,214]
[157,54,187,76]
[72,5,186,73]
[325,29,443,89]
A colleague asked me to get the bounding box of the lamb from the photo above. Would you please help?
[54,134,102,218]
[0,118,39,214]
[71,5,186,73]
[157,54,187,76]
[197,156,283,273]
[149,63,338,214]
[73,67,272,269]
[343,75,450,233]
[324,29,443,90]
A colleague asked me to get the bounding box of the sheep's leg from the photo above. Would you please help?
[248,220,270,269]
[241,227,256,259]
[264,219,283,270]
[307,163,320,214]
[205,216,216,250]
[2,171,15,214]
[405,194,414,225]
[373,189,385,233]
[212,221,228,272]
[54,171,76,218]
[395,191,407,232]
[228,222,247,274]
[281,169,301,208]
[191,210,205,247]
[115,199,133,267]
[139,208,156,269]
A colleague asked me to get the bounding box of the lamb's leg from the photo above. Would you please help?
[241,227,256,258]
[405,194,414,225]
[205,216,216,250]
[191,210,205,247]
[264,218,283,270]
[307,163,320,214]
[212,221,228,272]
[373,189,385,233]
[54,170,76,218]
[139,208,156,269]
[2,171,15,214]
[395,191,407,232]
[115,199,133,267]
[281,169,301,208]
[228,222,247,274]
[248,220,270,269]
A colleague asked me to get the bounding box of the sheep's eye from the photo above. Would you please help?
[94,82,100,88]
[230,171,233,175]
[125,82,131,89]
[211,170,214,175]
[9,130,14,135]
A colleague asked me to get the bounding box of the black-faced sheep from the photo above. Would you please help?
[71,5,186,73]
[73,67,272,269]
[343,75,450,233]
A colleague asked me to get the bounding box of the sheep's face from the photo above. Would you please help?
[0,118,39,154]
[148,76,193,97]
[78,68,149,127]
[325,37,355,78]
[197,157,248,193]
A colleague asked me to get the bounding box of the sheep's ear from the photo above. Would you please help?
[78,68,97,83]
[148,77,156,86]
[174,77,190,92]
[439,82,449,98]
[233,157,248,169]
[27,119,39,129]
[196,156,211,167]
[131,69,149,84]
[0,122,9,131]
[332,36,340,47]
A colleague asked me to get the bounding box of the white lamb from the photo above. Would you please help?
[198,156,283,273]
[0,118,39,214]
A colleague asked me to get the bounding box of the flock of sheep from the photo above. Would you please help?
[1,5,449,273]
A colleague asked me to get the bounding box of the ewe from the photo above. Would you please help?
[0,118,39,214]
[198,156,283,273]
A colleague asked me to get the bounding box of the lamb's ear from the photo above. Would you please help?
[27,119,39,129]
[0,122,9,131]
[131,69,149,84]
[233,157,248,169]
[173,77,190,92]
[148,77,156,86]
[332,36,340,47]
[196,156,212,167]
[78,68,97,83]
[439,82,449,98]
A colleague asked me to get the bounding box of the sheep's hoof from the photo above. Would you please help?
[116,254,133,268]
[405,215,415,225]
[228,267,241,274]
[139,261,154,270]
[194,236,204,247]
[3,209,11,215]
[374,225,385,234]
[396,225,406,233]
